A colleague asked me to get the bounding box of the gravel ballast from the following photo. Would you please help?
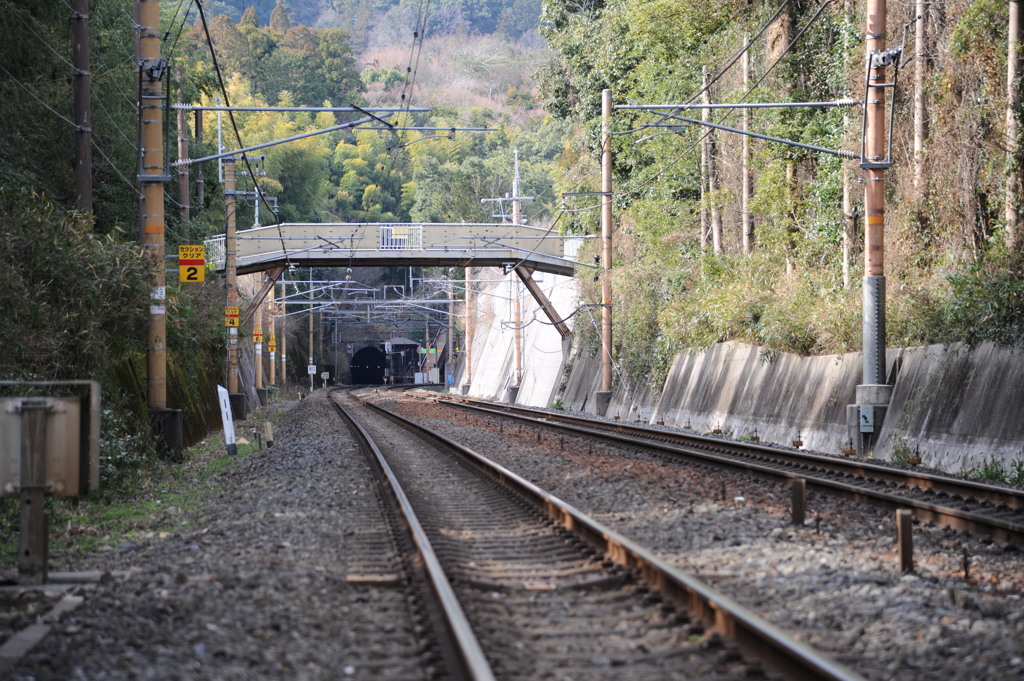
[380,391,1024,681]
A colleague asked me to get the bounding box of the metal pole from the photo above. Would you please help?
[225,158,239,394]
[138,0,167,411]
[597,89,614,414]
[72,0,92,216]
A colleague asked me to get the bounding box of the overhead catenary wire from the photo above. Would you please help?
[623,0,841,198]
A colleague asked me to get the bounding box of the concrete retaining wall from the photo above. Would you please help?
[450,270,577,407]
[557,341,1024,474]
[455,273,1024,474]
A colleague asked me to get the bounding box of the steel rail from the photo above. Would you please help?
[360,395,867,681]
[423,394,1024,546]
[330,391,497,681]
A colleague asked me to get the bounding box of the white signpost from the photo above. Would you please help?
[217,385,237,456]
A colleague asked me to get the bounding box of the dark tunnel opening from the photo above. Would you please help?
[351,346,386,385]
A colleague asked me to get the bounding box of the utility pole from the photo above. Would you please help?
[596,88,614,417]
[512,152,523,397]
[1006,0,1022,252]
[195,112,205,210]
[913,0,928,193]
[463,266,473,394]
[700,68,710,251]
[703,71,723,255]
[308,271,314,392]
[254,276,265,405]
[72,0,92,217]
[177,81,190,223]
[138,0,181,456]
[268,282,276,386]
[280,297,288,392]
[741,38,754,255]
[225,157,244,418]
[850,0,892,455]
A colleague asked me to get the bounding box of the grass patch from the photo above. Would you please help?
[0,410,280,571]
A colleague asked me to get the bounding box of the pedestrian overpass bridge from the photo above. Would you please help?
[206,222,584,277]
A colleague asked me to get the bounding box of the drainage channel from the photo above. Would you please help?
[331,389,867,681]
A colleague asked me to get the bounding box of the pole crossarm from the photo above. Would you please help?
[173,113,390,167]
[661,113,857,159]
[205,222,581,277]
[616,99,861,111]
[172,104,429,113]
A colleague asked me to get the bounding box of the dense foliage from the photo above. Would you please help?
[541,0,1024,387]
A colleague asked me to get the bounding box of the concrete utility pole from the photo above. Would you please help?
[741,37,754,255]
[308,272,315,392]
[254,277,265,405]
[72,0,92,216]
[463,266,473,394]
[913,0,928,193]
[177,83,190,223]
[280,297,288,391]
[703,70,723,254]
[195,112,205,209]
[1006,0,1022,252]
[700,68,710,250]
[138,0,181,455]
[225,157,243,417]
[512,153,524,396]
[268,283,276,386]
[596,88,614,417]
[850,0,892,454]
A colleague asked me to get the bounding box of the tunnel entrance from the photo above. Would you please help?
[351,346,386,385]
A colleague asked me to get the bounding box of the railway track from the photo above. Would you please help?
[329,388,867,681]
[412,392,1024,547]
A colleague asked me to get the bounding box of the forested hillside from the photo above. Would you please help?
[539,0,1024,386]
[2,0,1023,470]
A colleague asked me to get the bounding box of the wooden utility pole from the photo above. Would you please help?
[1006,0,1022,252]
[703,70,723,254]
[225,158,240,396]
[741,38,754,255]
[597,88,614,415]
[913,0,928,193]
[72,0,92,216]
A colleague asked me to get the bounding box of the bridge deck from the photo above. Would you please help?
[206,223,584,276]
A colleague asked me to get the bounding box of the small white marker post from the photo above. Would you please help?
[217,385,237,456]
